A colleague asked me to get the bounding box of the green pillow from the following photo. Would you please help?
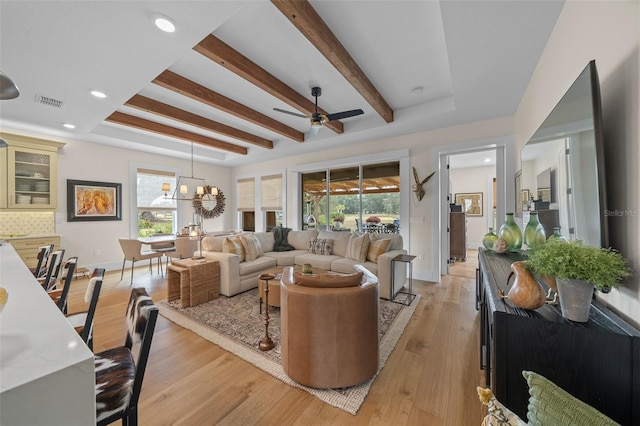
[522,371,619,426]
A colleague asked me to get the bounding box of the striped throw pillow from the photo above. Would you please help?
[346,233,370,262]
[240,233,263,261]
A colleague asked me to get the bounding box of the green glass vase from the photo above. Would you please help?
[524,212,546,247]
[547,227,567,242]
[482,227,499,250]
[498,213,522,252]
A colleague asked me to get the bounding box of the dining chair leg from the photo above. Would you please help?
[130,261,135,285]
[120,259,126,281]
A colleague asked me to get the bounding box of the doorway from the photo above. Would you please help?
[431,137,512,279]
[447,150,497,268]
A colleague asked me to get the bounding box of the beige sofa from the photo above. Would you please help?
[199,229,407,299]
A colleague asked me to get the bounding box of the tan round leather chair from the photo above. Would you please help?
[280,264,379,388]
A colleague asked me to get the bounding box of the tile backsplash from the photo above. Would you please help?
[0,212,55,235]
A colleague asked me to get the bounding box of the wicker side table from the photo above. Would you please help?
[167,259,220,307]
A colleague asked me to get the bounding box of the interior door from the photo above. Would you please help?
[440,154,451,275]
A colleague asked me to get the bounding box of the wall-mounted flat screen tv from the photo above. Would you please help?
[520,60,607,247]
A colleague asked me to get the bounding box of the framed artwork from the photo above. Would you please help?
[67,179,122,222]
[515,170,523,217]
[454,192,483,217]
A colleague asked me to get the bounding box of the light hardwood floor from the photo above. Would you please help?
[66,250,484,425]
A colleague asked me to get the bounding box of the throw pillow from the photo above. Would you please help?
[367,238,391,263]
[522,371,618,426]
[309,239,333,255]
[222,236,245,262]
[477,387,526,426]
[295,271,363,288]
[346,233,370,262]
[240,233,263,262]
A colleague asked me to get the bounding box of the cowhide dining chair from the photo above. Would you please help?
[65,268,105,350]
[31,243,54,279]
[47,256,77,314]
[95,287,158,426]
[37,248,65,291]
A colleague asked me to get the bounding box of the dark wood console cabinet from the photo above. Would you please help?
[449,212,466,260]
[477,248,640,425]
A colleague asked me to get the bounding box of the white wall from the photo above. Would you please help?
[450,165,496,248]
[54,139,233,271]
[514,1,640,326]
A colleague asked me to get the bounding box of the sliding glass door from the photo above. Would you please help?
[301,161,400,233]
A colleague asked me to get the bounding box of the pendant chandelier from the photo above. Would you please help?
[162,142,211,201]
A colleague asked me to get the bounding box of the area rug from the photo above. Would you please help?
[158,289,419,415]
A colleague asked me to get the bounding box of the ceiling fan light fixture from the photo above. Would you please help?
[154,16,176,33]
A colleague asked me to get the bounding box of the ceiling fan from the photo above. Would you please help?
[273,87,363,136]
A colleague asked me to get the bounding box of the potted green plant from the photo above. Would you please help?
[525,239,631,322]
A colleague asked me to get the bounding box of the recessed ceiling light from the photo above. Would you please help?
[154,16,175,33]
[90,90,106,99]
[412,86,424,95]
[63,123,76,129]
[484,158,491,163]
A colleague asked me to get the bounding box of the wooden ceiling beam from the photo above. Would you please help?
[153,70,304,142]
[125,94,273,149]
[271,0,394,123]
[194,34,344,134]
[105,111,248,155]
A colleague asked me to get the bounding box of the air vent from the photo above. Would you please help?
[35,94,63,108]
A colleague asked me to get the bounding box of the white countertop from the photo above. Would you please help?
[0,242,96,424]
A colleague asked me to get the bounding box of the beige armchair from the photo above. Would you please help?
[280,264,379,389]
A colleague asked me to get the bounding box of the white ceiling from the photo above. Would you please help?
[449,149,496,169]
[0,1,564,167]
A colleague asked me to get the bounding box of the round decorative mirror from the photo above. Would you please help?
[193,186,225,219]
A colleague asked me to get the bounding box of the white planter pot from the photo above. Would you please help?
[556,278,595,322]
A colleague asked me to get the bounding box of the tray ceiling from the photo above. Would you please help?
[0,1,564,167]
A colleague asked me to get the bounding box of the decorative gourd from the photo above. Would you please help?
[493,238,509,254]
[505,261,546,310]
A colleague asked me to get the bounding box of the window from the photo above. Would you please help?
[301,161,400,233]
[237,177,255,231]
[136,168,176,237]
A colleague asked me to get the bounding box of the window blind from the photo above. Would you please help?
[261,174,282,211]
[237,178,255,211]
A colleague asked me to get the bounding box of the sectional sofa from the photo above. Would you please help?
[198,229,407,299]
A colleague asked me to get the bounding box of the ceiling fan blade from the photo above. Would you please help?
[273,107,308,119]
[0,71,20,100]
[326,109,364,121]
